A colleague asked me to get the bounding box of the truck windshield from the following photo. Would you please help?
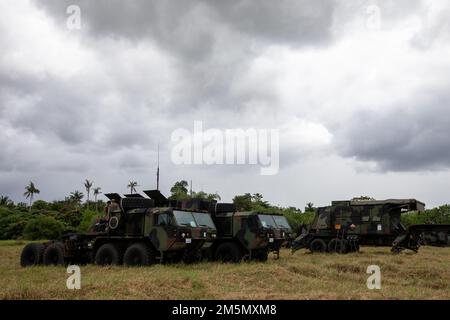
[173,210,197,227]
[272,215,291,230]
[258,214,277,229]
[192,212,216,229]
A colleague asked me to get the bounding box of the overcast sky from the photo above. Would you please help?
[1,0,450,209]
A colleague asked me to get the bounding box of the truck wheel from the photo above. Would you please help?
[95,243,122,266]
[254,249,268,262]
[309,239,327,253]
[215,243,243,263]
[20,243,45,267]
[43,242,65,265]
[124,243,155,266]
[328,238,345,253]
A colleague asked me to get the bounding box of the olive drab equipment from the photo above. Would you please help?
[20,190,218,267]
[291,199,430,254]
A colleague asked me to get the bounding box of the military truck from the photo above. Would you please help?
[20,192,217,267]
[206,205,274,262]
[255,213,292,258]
[142,192,291,262]
[291,199,425,254]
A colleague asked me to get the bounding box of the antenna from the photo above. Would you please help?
[156,143,160,191]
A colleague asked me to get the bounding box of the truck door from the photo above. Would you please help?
[150,212,176,251]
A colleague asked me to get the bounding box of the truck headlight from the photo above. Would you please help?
[211,233,216,238]
[181,233,186,238]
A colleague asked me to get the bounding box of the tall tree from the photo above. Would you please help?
[0,195,12,206]
[233,193,253,211]
[93,187,102,212]
[84,179,93,209]
[305,202,315,212]
[127,181,139,194]
[169,180,189,200]
[24,181,40,212]
[70,191,84,209]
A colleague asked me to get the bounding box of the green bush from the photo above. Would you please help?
[77,210,102,233]
[0,215,28,240]
[32,200,49,210]
[401,205,450,227]
[23,216,64,240]
[55,210,83,229]
[283,210,314,232]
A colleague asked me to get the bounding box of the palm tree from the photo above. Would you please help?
[305,202,315,213]
[0,195,12,206]
[24,181,40,212]
[93,187,102,212]
[127,181,139,194]
[69,191,84,209]
[84,179,93,209]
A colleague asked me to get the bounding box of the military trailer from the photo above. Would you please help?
[420,228,450,247]
[291,199,425,254]
[391,224,450,253]
[20,192,217,267]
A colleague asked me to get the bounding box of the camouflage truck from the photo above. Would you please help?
[291,199,425,254]
[143,192,290,262]
[256,213,293,258]
[20,192,217,267]
[206,204,293,262]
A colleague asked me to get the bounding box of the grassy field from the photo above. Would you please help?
[0,240,449,300]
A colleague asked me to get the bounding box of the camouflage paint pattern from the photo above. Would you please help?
[233,212,271,250]
[292,199,425,253]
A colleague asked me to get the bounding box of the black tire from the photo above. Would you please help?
[254,249,268,262]
[215,242,243,263]
[123,243,155,266]
[43,242,65,265]
[95,243,122,266]
[182,250,202,264]
[309,238,327,253]
[328,238,346,253]
[20,243,45,267]
[346,241,360,253]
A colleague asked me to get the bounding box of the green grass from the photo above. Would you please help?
[0,241,449,299]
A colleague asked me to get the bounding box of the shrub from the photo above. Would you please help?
[401,205,450,227]
[23,216,64,240]
[78,210,102,232]
[32,200,49,210]
[0,208,34,239]
[55,210,83,229]
[283,210,314,232]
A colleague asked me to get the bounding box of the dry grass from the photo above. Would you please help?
[1,241,449,300]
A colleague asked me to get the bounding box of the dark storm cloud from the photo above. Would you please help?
[334,93,450,171]
[36,0,334,46]
[35,0,336,114]
[2,0,450,208]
